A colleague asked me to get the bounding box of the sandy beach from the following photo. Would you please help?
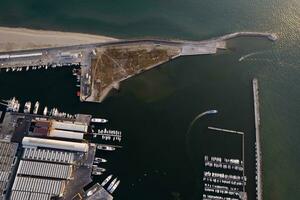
[0,27,117,52]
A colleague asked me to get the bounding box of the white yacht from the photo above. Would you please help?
[107,178,118,191]
[33,101,39,114]
[91,118,108,123]
[97,145,115,151]
[101,175,113,186]
[43,107,48,115]
[24,101,31,113]
[109,180,120,194]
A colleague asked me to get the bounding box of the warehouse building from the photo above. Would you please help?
[51,121,88,133]
[17,160,72,179]
[49,129,84,140]
[22,148,75,164]
[0,142,18,199]
[11,176,65,197]
[22,137,89,152]
[30,120,50,137]
[29,119,86,140]
[10,191,52,200]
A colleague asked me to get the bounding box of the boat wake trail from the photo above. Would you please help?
[186,110,218,137]
[239,51,265,62]
[185,110,218,161]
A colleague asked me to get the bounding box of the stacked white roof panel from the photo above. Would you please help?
[30,192,51,200]
[12,177,65,196]
[22,148,75,164]
[17,160,72,179]
[10,191,30,200]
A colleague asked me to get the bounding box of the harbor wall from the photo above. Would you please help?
[253,78,263,200]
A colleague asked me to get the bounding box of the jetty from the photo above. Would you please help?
[214,32,278,42]
[253,78,263,200]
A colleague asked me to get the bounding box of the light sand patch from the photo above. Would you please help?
[0,27,118,52]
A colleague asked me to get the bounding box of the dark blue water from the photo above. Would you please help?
[0,0,300,199]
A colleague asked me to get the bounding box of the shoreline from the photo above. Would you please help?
[85,54,181,103]
[0,27,117,52]
[0,27,278,54]
[0,28,278,104]
[87,32,277,103]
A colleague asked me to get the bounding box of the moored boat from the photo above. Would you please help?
[91,118,108,123]
[101,175,113,186]
[97,145,115,151]
[33,101,39,114]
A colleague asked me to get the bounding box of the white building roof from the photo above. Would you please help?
[51,121,87,133]
[49,129,84,140]
[22,137,88,152]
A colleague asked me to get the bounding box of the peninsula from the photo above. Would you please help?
[0,27,277,103]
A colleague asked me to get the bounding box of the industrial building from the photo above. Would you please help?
[22,137,89,152]
[17,160,73,179]
[29,119,87,140]
[11,147,73,199]
[0,112,99,200]
[10,191,52,200]
[11,176,65,197]
[0,142,18,198]
[51,121,88,133]
[30,120,50,137]
[49,129,84,140]
[22,148,75,164]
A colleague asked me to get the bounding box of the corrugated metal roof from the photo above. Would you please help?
[22,148,75,164]
[33,127,48,136]
[35,121,51,128]
[10,191,31,200]
[12,176,65,196]
[17,160,72,179]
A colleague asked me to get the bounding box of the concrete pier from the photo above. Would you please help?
[253,78,262,200]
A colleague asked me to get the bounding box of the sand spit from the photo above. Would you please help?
[0,27,117,52]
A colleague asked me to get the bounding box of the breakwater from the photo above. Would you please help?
[253,78,263,200]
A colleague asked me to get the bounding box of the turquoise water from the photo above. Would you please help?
[0,0,300,199]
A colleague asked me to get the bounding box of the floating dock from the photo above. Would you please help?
[253,78,262,200]
[208,126,247,198]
